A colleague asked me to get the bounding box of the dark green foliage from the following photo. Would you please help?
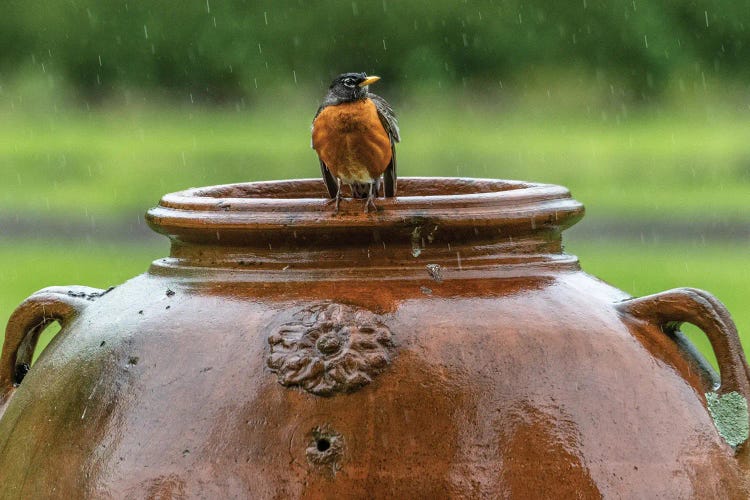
[2,0,748,100]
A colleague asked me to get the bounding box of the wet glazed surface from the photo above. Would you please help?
[1,178,748,498]
[0,272,747,498]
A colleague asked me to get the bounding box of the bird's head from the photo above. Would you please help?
[327,72,381,102]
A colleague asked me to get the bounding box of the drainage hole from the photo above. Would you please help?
[316,438,331,452]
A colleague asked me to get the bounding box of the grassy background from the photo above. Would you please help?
[3,98,749,220]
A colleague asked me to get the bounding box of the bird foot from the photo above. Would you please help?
[325,195,342,214]
[364,195,378,213]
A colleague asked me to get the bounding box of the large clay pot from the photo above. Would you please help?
[1,178,749,498]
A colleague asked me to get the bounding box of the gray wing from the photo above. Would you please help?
[319,159,338,198]
[311,104,324,149]
[312,104,339,198]
[369,93,400,143]
[369,93,399,197]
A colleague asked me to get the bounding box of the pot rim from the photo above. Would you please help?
[146,177,584,235]
[146,177,584,276]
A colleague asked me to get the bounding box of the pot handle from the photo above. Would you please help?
[0,286,110,406]
[616,287,750,453]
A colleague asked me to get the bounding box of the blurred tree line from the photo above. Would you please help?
[1,0,747,103]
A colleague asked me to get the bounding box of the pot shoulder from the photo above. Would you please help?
[0,271,745,498]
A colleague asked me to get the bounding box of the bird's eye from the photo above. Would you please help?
[343,78,355,88]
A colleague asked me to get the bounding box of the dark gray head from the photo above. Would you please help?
[324,72,381,104]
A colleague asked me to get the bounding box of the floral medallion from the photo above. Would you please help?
[267,303,394,396]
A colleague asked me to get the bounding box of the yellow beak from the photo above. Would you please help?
[358,76,381,87]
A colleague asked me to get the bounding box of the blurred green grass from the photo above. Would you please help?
[2,102,749,221]
[0,239,746,368]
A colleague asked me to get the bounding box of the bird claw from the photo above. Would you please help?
[325,182,343,214]
[325,183,378,214]
[364,196,378,213]
[324,197,340,214]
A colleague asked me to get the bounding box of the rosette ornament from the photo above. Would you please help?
[267,304,394,396]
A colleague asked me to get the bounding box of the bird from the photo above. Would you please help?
[311,72,400,213]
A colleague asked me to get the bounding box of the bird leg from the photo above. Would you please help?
[336,179,344,213]
[365,181,378,213]
[335,179,342,213]
[324,179,342,214]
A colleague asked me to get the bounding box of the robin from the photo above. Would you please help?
[311,72,400,213]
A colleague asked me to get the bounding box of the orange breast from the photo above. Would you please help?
[312,99,392,184]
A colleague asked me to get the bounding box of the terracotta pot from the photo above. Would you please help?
[1,178,749,498]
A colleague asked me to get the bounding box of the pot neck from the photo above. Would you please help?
[145,178,584,280]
